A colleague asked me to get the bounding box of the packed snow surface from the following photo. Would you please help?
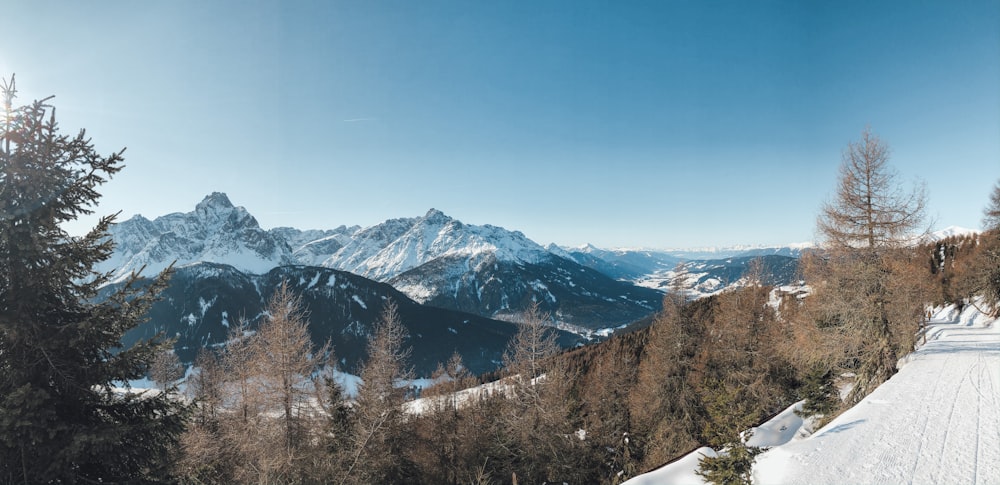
[627,303,999,485]
[756,303,1000,485]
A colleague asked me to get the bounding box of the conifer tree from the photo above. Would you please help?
[150,345,185,390]
[0,76,188,482]
[630,275,702,469]
[795,363,837,419]
[501,302,584,483]
[813,127,927,404]
[984,180,1000,231]
[256,281,327,468]
[970,180,1000,315]
[344,299,417,484]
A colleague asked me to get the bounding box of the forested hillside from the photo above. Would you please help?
[3,74,998,485]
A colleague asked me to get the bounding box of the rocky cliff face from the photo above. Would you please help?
[97,192,294,281]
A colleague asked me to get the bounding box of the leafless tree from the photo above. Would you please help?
[175,349,232,482]
[343,299,416,484]
[255,281,329,478]
[500,302,584,483]
[502,301,560,391]
[150,345,184,390]
[818,128,927,251]
[176,283,330,483]
[984,180,1000,231]
[630,284,701,469]
[813,127,928,404]
[963,180,1000,315]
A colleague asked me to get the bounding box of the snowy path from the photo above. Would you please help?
[755,305,1000,484]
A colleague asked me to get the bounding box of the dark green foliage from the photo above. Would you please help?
[796,364,838,418]
[696,442,763,485]
[325,375,354,456]
[0,76,189,483]
[699,379,760,449]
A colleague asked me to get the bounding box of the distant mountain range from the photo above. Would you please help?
[109,263,585,376]
[101,192,813,374]
[103,194,667,331]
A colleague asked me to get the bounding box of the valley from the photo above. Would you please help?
[102,192,805,375]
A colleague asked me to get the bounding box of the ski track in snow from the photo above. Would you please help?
[755,305,1000,485]
[627,304,999,485]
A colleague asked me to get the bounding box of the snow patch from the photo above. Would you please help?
[306,272,321,289]
[351,295,367,310]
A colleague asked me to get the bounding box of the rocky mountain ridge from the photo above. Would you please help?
[102,193,814,334]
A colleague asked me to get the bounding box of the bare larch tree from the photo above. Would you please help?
[814,127,928,404]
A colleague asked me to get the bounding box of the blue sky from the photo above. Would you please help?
[2,1,998,248]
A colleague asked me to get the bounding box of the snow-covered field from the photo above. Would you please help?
[627,302,1000,485]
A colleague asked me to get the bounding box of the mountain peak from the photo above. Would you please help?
[98,191,292,281]
[196,192,235,213]
[423,208,451,222]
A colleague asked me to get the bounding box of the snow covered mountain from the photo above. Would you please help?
[312,209,664,330]
[270,225,360,266]
[633,255,801,299]
[100,195,665,334]
[97,193,294,282]
[98,193,803,333]
[320,208,552,281]
[556,245,803,299]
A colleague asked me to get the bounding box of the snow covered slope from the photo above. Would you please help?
[270,225,359,266]
[633,255,800,299]
[754,303,1000,484]
[321,209,551,281]
[626,303,1000,484]
[97,193,294,281]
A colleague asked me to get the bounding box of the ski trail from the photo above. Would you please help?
[974,356,981,485]
[754,308,1000,485]
[907,354,948,481]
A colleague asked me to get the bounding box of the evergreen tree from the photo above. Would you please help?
[795,363,838,419]
[0,76,188,482]
[321,371,355,481]
[696,441,762,485]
